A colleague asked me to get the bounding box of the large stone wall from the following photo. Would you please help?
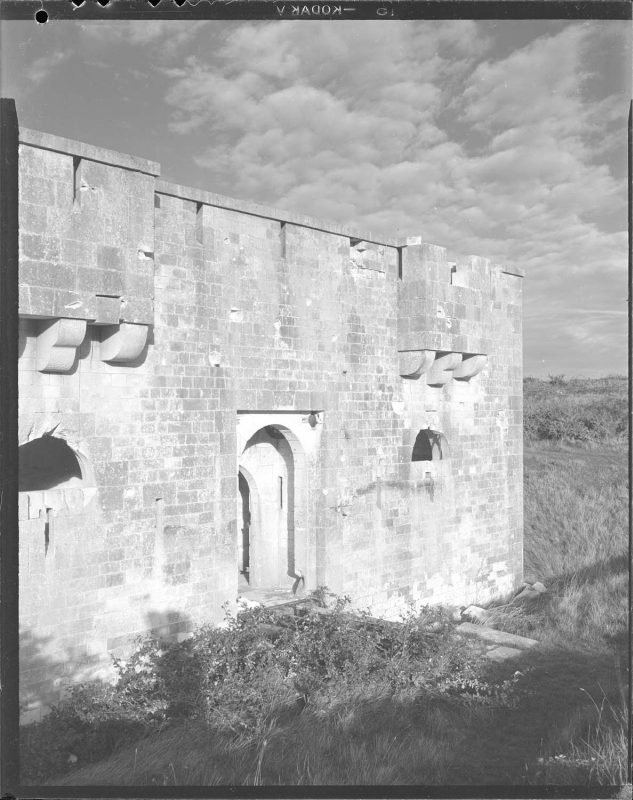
[16,128,523,721]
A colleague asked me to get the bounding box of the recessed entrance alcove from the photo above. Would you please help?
[236,412,322,596]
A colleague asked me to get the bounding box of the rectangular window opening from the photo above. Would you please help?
[279,476,283,508]
[397,247,403,280]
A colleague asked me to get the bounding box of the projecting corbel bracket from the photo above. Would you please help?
[426,352,463,386]
[100,322,149,363]
[398,349,436,379]
[453,354,488,381]
[36,318,87,373]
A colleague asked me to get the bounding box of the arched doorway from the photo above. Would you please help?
[238,425,304,591]
[238,470,251,586]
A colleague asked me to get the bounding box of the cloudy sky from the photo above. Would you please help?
[1,18,629,377]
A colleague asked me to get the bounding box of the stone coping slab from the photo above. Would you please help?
[19,127,160,176]
[457,621,538,650]
[156,178,403,249]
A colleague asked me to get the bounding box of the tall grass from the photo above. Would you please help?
[55,690,481,785]
[525,690,629,785]
[489,378,628,785]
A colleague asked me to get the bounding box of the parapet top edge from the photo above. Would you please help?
[19,127,161,177]
[15,127,524,276]
[500,266,525,278]
[155,178,403,249]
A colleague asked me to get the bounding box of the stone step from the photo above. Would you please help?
[457,621,538,650]
[485,645,524,662]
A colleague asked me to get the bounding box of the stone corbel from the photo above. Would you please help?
[453,354,488,381]
[399,349,436,379]
[426,352,463,386]
[36,318,87,373]
[100,322,149,363]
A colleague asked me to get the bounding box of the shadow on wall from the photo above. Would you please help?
[19,629,104,724]
[20,606,196,724]
[19,608,197,785]
[145,608,194,642]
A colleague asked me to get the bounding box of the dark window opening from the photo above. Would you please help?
[19,436,83,491]
[412,429,448,462]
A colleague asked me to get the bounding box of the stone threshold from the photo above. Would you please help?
[457,621,539,662]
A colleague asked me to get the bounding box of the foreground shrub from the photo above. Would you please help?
[21,682,153,783]
[22,593,523,782]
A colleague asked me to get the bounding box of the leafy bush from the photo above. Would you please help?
[21,681,153,783]
[22,593,524,782]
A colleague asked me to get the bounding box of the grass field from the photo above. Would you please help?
[22,376,629,787]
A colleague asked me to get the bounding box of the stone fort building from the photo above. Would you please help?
[12,125,523,719]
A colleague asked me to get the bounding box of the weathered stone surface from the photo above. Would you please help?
[462,605,492,624]
[426,352,463,386]
[35,317,87,373]
[453,354,488,381]
[457,622,538,650]
[515,586,542,601]
[398,349,435,379]
[486,645,524,662]
[100,322,149,362]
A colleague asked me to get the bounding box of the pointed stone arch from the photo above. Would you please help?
[237,420,309,591]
